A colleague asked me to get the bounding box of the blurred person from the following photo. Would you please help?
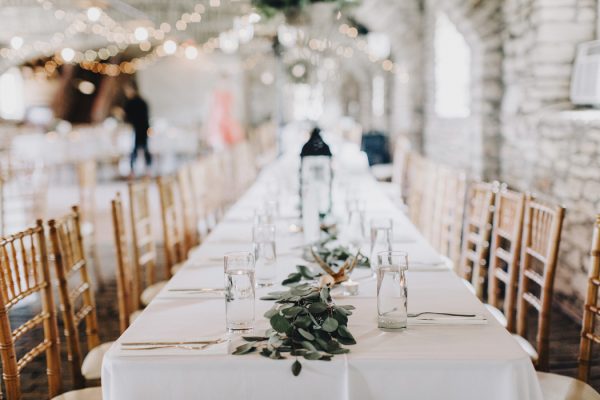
[123,82,152,177]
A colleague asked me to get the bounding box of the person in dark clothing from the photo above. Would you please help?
[123,83,152,175]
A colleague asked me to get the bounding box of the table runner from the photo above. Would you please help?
[102,154,543,400]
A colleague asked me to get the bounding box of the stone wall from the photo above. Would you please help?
[415,0,599,317]
[422,0,503,179]
[501,0,597,317]
[502,110,600,317]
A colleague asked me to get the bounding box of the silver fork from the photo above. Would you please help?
[122,343,215,351]
[408,312,476,318]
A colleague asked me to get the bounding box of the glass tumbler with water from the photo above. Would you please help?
[376,251,409,330]
[253,223,277,286]
[224,252,255,332]
[370,218,393,275]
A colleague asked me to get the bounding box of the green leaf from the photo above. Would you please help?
[282,273,302,286]
[268,334,283,348]
[337,336,357,346]
[308,302,328,314]
[297,265,315,279]
[242,336,268,342]
[301,341,317,352]
[232,342,256,355]
[321,317,339,333]
[314,337,328,351]
[292,360,302,376]
[337,325,354,339]
[320,287,330,302]
[271,313,292,333]
[282,306,304,318]
[263,308,278,318]
[320,354,333,361]
[298,328,315,341]
[294,315,312,329]
[303,351,322,360]
[333,309,348,325]
[260,347,273,358]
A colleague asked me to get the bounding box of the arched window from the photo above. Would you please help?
[434,12,471,118]
[0,67,25,121]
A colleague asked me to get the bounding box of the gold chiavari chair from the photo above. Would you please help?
[0,221,101,400]
[406,152,426,226]
[48,206,112,387]
[432,167,467,270]
[535,215,600,399]
[204,153,225,224]
[76,160,102,287]
[189,158,211,238]
[156,175,186,280]
[513,199,565,372]
[459,181,498,299]
[486,188,527,331]
[128,179,168,306]
[111,194,142,333]
[176,166,200,253]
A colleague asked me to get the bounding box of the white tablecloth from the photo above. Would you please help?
[102,155,543,400]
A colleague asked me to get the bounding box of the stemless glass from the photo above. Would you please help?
[346,209,365,246]
[376,251,409,330]
[224,251,256,332]
[253,223,277,286]
[370,218,393,274]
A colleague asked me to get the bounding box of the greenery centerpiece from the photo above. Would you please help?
[232,280,356,376]
[310,240,369,284]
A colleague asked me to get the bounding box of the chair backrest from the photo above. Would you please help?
[156,176,185,277]
[516,199,565,372]
[418,161,439,243]
[128,179,159,308]
[76,160,97,226]
[0,221,62,399]
[578,214,600,382]
[189,158,209,232]
[391,135,411,188]
[177,165,200,252]
[406,152,426,225]
[48,206,100,389]
[487,187,527,332]
[433,167,467,269]
[0,164,48,237]
[111,194,133,333]
[459,181,497,299]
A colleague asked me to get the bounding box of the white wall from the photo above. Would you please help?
[138,53,246,128]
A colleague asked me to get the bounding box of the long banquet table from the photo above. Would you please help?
[102,152,543,400]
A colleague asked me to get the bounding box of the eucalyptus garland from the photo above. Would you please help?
[232,283,356,376]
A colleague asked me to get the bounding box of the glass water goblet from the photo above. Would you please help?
[224,251,255,333]
[376,251,409,330]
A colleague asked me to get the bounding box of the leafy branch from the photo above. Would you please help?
[232,283,356,376]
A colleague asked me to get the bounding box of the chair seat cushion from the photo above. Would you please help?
[537,372,600,400]
[52,387,102,400]
[140,280,168,306]
[485,304,508,327]
[171,262,184,275]
[81,342,113,380]
[512,334,539,361]
[130,309,142,324]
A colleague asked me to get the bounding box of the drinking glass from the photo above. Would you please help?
[224,251,255,332]
[254,206,274,225]
[376,251,409,330]
[370,218,393,275]
[346,209,365,246]
[253,223,277,286]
